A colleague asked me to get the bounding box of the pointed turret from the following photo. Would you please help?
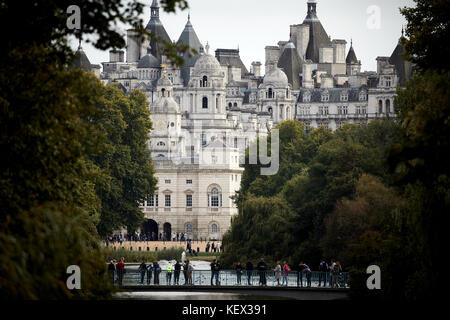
[145,0,172,60]
[72,44,92,72]
[303,0,332,63]
[389,31,413,87]
[346,40,358,64]
[277,42,304,90]
[177,14,204,67]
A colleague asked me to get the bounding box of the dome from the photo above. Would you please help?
[161,98,179,114]
[137,53,160,68]
[193,53,222,74]
[263,66,289,87]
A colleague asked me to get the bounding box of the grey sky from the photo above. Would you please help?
[77,0,415,73]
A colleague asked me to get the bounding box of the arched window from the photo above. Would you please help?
[211,188,219,207]
[286,107,291,119]
[202,97,208,109]
[211,224,218,233]
[286,89,290,99]
[233,102,238,107]
[228,102,232,108]
[186,224,192,233]
[268,107,273,116]
[201,75,208,87]
[161,88,166,97]
[386,100,391,113]
[268,88,273,99]
[208,186,222,207]
[378,100,383,114]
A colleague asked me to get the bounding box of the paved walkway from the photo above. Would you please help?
[104,241,222,252]
[119,285,349,300]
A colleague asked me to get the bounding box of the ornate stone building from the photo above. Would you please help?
[78,0,413,240]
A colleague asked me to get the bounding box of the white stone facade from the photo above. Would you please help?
[87,0,412,240]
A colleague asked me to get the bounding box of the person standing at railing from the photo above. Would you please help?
[274,262,282,286]
[298,261,306,287]
[146,263,154,285]
[153,261,161,285]
[211,259,221,286]
[257,258,267,286]
[329,259,336,287]
[186,260,193,285]
[235,262,243,285]
[138,261,147,285]
[282,261,290,286]
[183,261,188,285]
[166,263,173,285]
[304,264,312,287]
[318,259,328,287]
[246,260,253,286]
[174,260,181,285]
[331,261,342,288]
[116,257,125,286]
[108,260,116,285]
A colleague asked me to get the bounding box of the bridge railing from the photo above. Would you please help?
[110,269,349,288]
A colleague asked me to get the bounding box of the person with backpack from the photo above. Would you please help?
[282,261,291,286]
[246,260,253,286]
[318,259,328,287]
[138,261,147,285]
[146,263,154,285]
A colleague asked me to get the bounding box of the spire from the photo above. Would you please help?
[306,0,318,19]
[151,0,160,19]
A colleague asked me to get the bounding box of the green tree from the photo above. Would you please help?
[94,85,157,236]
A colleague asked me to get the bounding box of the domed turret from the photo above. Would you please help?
[137,45,160,68]
[153,69,180,114]
[263,66,289,88]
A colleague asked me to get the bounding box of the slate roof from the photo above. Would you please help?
[303,1,332,63]
[277,42,304,90]
[215,49,249,77]
[297,87,368,103]
[177,16,203,67]
[72,47,91,71]
[346,45,359,64]
[145,0,172,60]
[388,37,414,87]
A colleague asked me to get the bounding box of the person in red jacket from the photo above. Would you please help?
[282,261,291,286]
[116,257,125,286]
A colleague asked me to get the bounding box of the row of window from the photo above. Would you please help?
[184,223,218,234]
[298,105,368,115]
[303,91,367,103]
[165,179,193,184]
[145,188,223,208]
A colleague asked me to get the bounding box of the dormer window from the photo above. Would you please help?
[340,91,349,102]
[321,91,329,102]
[303,91,311,103]
[359,91,367,101]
